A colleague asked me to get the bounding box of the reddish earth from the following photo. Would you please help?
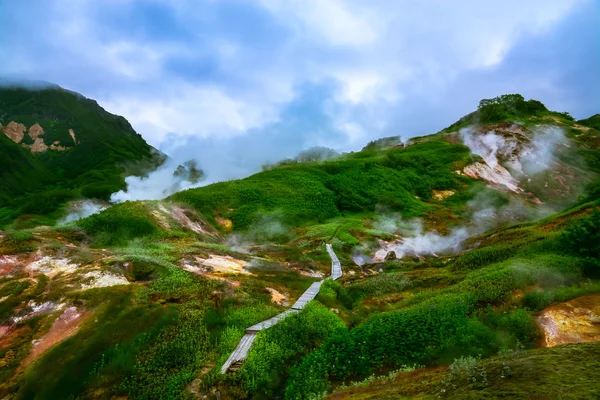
[537,294,600,347]
[0,326,13,341]
[22,307,88,366]
[0,326,26,350]
[0,255,20,275]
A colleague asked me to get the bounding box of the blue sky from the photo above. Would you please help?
[1,0,599,185]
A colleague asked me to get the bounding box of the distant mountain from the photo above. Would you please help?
[0,84,163,227]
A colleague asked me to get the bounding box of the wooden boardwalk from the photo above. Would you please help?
[291,281,323,310]
[220,244,342,374]
[326,244,342,280]
[220,333,256,373]
[246,309,299,333]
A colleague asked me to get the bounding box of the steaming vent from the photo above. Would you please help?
[458,124,569,196]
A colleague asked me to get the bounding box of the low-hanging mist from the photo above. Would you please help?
[110,131,344,203]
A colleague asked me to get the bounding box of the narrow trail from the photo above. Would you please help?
[220,244,342,373]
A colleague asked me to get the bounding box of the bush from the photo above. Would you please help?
[562,209,600,278]
[237,302,345,397]
[119,308,210,399]
[346,273,410,299]
[1,230,37,253]
[286,294,497,399]
[77,201,162,245]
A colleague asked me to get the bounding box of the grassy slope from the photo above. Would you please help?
[168,140,476,230]
[0,86,162,227]
[1,95,599,399]
[77,139,478,249]
[577,114,600,131]
[328,342,600,400]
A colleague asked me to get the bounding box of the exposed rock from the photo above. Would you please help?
[28,123,44,140]
[463,162,521,192]
[432,189,455,201]
[150,208,171,230]
[266,287,288,306]
[182,262,241,287]
[195,255,252,275]
[80,270,130,290]
[27,256,78,277]
[69,128,77,144]
[2,121,26,143]
[0,255,20,275]
[2,122,72,152]
[22,307,87,366]
[298,269,325,278]
[159,204,215,236]
[384,251,397,261]
[24,123,48,152]
[216,217,233,230]
[12,301,65,324]
[49,140,68,151]
[537,294,600,347]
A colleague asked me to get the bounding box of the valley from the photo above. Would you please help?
[0,90,599,399]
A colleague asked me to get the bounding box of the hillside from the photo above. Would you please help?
[0,94,599,399]
[0,84,163,228]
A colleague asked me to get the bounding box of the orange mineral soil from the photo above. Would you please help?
[536,294,600,347]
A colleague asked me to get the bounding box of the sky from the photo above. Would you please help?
[1,0,599,193]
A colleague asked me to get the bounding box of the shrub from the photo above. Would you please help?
[562,209,600,278]
[238,302,345,397]
[346,273,410,299]
[1,230,37,253]
[286,294,498,399]
[77,201,162,245]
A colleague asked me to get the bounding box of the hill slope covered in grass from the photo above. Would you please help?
[0,94,599,399]
[0,84,163,228]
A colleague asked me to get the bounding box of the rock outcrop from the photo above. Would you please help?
[0,121,74,152]
[537,294,600,347]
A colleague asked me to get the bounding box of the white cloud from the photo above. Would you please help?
[259,0,379,47]
[100,82,282,143]
[0,0,590,153]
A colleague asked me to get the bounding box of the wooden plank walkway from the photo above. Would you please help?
[246,309,299,333]
[220,244,342,374]
[220,333,257,373]
[291,281,323,310]
[326,244,342,280]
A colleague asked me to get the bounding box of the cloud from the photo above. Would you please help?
[0,0,597,167]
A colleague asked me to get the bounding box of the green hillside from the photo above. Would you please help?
[578,114,600,131]
[0,85,163,227]
[0,93,599,399]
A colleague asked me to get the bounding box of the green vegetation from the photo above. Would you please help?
[222,303,346,398]
[577,113,600,131]
[0,86,162,228]
[328,342,600,399]
[443,93,575,132]
[285,203,600,399]
[170,140,476,233]
[76,201,165,245]
[1,93,599,399]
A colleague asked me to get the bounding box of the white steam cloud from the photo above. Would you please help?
[368,124,569,263]
[111,158,205,202]
[60,200,106,223]
[520,126,567,175]
[460,125,567,179]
